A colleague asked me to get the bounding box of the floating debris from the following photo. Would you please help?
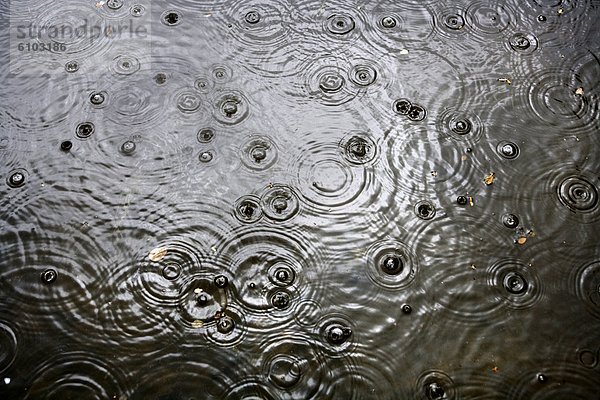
[484,172,495,186]
[498,78,512,85]
[575,87,584,95]
[148,247,168,262]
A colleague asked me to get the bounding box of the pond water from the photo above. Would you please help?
[0,0,599,398]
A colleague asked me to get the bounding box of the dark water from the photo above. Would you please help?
[0,0,599,398]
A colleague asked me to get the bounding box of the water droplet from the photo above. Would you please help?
[537,15,547,22]
[162,263,180,280]
[197,128,215,143]
[503,271,528,294]
[76,122,95,139]
[502,213,519,228]
[425,382,445,400]
[154,73,167,84]
[269,356,302,388]
[271,291,291,309]
[196,292,210,306]
[342,133,377,165]
[326,14,355,35]
[415,200,436,220]
[444,14,465,30]
[261,184,300,221]
[214,275,228,288]
[509,34,531,50]
[407,104,427,121]
[402,304,412,314]
[60,140,73,152]
[319,72,345,93]
[107,0,123,10]
[113,55,140,75]
[234,195,263,223]
[65,60,79,73]
[326,324,352,345]
[537,373,547,383]
[497,141,520,159]
[451,118,472,135]
[217,316,235,334]
[381,255,403,275]
[199,151,214,163]
[222,100,238,116]
[245,10,260,24]
[381,16,397,28]
[456,196,468,205]
[130,4,145,16]
[349,65,377,87]
[90,91,106,106]
[162,10,181,26]
[393,98,412,115]
[7,171,26,188]
[120,140,136,155]
[177,92,201,113]
[41,268,57,284]
[3,378,10,385]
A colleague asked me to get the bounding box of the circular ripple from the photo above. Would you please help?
[105,80,168,127]
[259,335,331,398]
[348,63,378,87]
[212,65,234,84]
[365,239,418,290]
[488,258,543,310]
[436,108,484,143]
[316,313,356,358]
[214,226,326,331]
[291,55,358,106]
[130,352,246,400]
[506,32,539,54]
[546,170,600,224]
[520,69,599,135]
[416,370,457,400]
[510,364,600,399]
[205,303,247,348]
[178,276,228,329]
[325,13,356,35]
[240,135,278,171]
[434,7,470,37]
[571,260,600,320]
[0,322,17,373]
[295,140,370,209]
[466,1,515,36]
[340,131,379,166]
[110,54,141,75]
[19,2,113,58]
[212,90,250,125]
[234,195,263,224]
[25,351,128,400]
[260,184,300,222]
[211,1,299,77]
[558,176,599,214]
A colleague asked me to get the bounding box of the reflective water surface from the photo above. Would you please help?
[0,0,599,398]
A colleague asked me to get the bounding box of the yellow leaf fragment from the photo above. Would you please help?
[149,246,168,262]
[517,236,527,245]
[469,196,474,207]
[192,320,203,328]
[498,78,512,85]
[484,172,495,186]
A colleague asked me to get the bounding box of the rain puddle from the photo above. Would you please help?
[1,0,599,398]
